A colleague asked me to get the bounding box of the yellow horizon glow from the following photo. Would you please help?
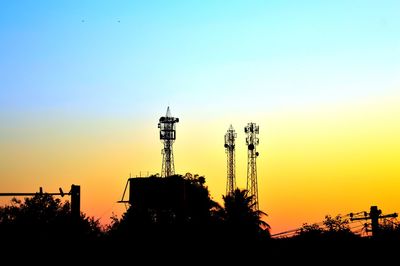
[1,92,399,234]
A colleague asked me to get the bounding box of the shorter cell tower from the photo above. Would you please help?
[224,125,237,196]
[158,107,179,177]
[245,122,260,211]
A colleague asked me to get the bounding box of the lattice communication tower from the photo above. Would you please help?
[224,125,237,195]
[245,122,259,211]
[158,107,179,177]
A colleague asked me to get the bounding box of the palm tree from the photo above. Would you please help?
[222,188,270,240]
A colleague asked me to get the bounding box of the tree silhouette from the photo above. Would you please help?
[0,193,101,243]
[323,215,353,236]
[221,188,270,241]
[297,222,324,239]
[377,218,400,240]
[297,214,357,240]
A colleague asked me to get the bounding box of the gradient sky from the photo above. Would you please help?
[1,1,400,234]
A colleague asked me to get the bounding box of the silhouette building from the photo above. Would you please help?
[119,174,207,223]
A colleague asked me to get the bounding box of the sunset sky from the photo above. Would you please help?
[1,1,400,234]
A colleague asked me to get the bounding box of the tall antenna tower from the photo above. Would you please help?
[224,125,237,196]
[245,122,260,211]
[158,107,179,177]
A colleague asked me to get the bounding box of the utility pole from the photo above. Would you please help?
[350,206,398,237]
[70,185,81,223]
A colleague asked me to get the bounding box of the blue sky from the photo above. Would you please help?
[1,0,399,118]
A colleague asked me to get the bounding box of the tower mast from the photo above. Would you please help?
[245,122,260,211]
[224,125,237,195]
[158,107,179,177]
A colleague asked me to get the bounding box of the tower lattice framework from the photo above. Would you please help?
[245,122,260,211]
[158,107,179,177]
[224,125,237,196]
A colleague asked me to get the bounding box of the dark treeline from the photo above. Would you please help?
[0,174,399,262]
